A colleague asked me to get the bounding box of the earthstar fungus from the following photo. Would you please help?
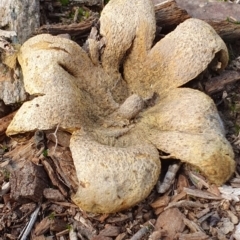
[6,0,235,213]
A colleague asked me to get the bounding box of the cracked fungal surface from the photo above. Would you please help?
[6,0,235,213]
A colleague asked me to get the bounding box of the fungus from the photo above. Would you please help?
[6,0,235,213]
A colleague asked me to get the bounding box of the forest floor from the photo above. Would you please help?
[1,0,240,239]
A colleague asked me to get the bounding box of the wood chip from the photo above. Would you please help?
[34,217,52,236]
[184,187,222,200]
[150,195,170,209]
[164,200,204,210]
[99,225,120,237]
[43,188,65,202]
[178,231,209,240]
[10,160,49,202]
[41,158,68,197]
[205,70,240,94]
[50,218,68,232]
[155,208,185,239]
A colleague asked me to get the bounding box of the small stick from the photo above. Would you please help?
[73,7,79,23]
[48,123,60,154]
[69,227,78,240]
[130,220,155,240]
[164,200,204,210]
[18,204,41,240]
[157,162,182,193]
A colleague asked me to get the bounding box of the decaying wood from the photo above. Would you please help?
[48,144,79,192]
[33,217,52,236]
[98,225,121,238]
[153,0,240,41]
[43,188,65,202]
[205,70,240,94]
[41,158,69,198]
[35,18,96,40]
[3,137,37,165]
[154,0,190,32]
[164,200,204,210]
[0,0,40,44]
[178,230,209,240]
[10,161,49,202]
[0,63,26,105]
[50,218,68,232]
[184,187,223,200]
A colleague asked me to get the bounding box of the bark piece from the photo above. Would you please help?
[0,63,26,105]
[154,0,190,31]
[10,161,49,202]
[0,0,40,44]
[48,144,79,192]
[155,208,185,239]
[41,159,68,198]
[205,70,240,94]
[50,218,68,232]
[36,18,95,39]
[178,232,209,240]
[99,225,120,237]
[150,195,170,209]
[19,202,37,215]
[43,188,65,202]
[34,217,51,236]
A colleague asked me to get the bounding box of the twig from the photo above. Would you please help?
[73,7,80,23]
[69,227,78,240]
[184,187,222,200]
[130,220,155,240]
[48,123,60,154]
[164,200,204,210]
[18,204,41,240]
[55,229,69,236]
[157,162,182,193]
[182,217,203,233]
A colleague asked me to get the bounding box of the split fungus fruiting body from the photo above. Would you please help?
[6,0,235,213]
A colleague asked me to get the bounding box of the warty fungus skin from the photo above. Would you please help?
[6,0,235,213]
